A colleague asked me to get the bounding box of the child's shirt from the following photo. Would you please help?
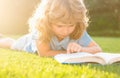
[11,31,92,53]
[50,31,92,51]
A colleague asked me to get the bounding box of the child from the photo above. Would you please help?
[0,0,102,56]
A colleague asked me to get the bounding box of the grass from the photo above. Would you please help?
[0,37,120,78]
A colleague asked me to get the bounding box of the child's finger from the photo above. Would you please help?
[76,46,82,52]
[67,46,71,54]
[67,43,76,53]
[74,47,79,52]
[70,45,75,52]
[67,43,72,53]
[76,48,81,52]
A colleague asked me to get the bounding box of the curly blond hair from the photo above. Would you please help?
[28,0,89,43]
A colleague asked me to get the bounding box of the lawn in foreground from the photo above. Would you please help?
[0,37,120,78]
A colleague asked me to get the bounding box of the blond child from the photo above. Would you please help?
[0,0,102,56]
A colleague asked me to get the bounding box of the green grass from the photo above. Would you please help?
[0,37,120,78]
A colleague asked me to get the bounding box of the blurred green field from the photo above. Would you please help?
[93,37,120,52]
[0,37,120,78]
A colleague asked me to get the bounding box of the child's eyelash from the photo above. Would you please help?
[57,25,63,27]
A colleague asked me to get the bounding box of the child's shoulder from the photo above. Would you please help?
[79,31,91,40]
[76,31,92,47]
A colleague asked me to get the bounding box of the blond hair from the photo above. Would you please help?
[28,0,89,43]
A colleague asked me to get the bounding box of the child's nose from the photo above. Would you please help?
[63,29,69,35]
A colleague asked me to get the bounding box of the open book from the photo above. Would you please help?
[54,52,120,65]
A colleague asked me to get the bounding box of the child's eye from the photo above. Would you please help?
[70,25,74,27]
[69,25,75,27]
[57,25,63,27]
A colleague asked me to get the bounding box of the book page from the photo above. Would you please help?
[95,52,120,64]
[54,52,93,63]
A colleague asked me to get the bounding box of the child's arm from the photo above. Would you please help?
[67,40,102,54]
[81,40,102,54]
[35,40,66,57]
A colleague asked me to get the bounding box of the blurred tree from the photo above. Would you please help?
[85,0,120,36]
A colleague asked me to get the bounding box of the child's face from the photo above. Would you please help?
[51,23,76,40]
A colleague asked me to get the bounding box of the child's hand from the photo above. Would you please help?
[67,42,82,54]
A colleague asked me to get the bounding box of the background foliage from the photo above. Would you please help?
[0,0,120,37]
[85,0,120,37]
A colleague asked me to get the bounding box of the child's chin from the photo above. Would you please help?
[59,36,66,38]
